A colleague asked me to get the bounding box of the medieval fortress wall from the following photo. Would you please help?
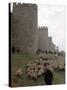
[38,27,55,52]
[11,3,38,54]
[48,37,55,52]
[11,3,58,54]
[38,26,49,52]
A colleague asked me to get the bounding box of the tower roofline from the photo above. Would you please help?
[13,3,37,7]
[38,26,48,31]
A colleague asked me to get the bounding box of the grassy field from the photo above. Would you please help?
[11,53,65,87]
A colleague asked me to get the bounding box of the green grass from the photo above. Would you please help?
[53,70,65,84]
[11,53,65,87]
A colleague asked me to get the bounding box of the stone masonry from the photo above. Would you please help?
[11,3,38,54]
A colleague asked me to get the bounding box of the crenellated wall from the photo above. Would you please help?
[38,26,49,52]
[11,3,56,54]
[38,27,55,53]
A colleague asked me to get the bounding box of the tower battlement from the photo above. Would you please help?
[38,26,48,31]
[13,3,37,8]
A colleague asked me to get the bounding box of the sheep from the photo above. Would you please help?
[35,68,38,73]
[26,63,32,68]
[14,68,23,78]
[39,58,43,63]
[26,67,31,73]
[37,65,42,71]
[26,71,32,77]
[27,71,37,80]
[50,68,54,72]
[49,60,54,65]
[43,61,47,64]
[30,73,37,80]
[32,63,37,68]
[59,65,65,71]
[26,58,61,80]
[34,60,40,64]
[37,70,42,77]
[39,68,44,74]
[58,64,64,70]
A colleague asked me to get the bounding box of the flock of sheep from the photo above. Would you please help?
[26,57,64,80]
[14,56,65,82]
[11,54,65,87]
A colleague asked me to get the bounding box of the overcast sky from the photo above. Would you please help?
[38,4,65,51]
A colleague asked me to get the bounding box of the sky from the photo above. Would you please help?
[11,3,66,51]
[38,4,66,51]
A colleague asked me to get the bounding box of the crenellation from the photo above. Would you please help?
[13,3,37,7]
[38,26,48,31]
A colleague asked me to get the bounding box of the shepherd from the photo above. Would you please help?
[43,63,53,85]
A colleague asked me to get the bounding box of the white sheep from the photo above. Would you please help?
[30,73,37,80]
[26,63,32,68]
[37,70,42,77]
[27,71,37,80]
[39,68,44,74]
[27,71,32,77]
[14,68,23,78]
[50,68,54,72]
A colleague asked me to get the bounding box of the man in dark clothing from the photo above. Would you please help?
[44,69,53,85]
[43,63,53,85]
